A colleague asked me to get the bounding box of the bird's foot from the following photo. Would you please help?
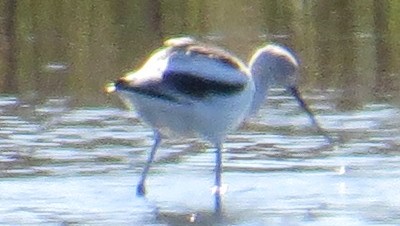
[136,184,146,197]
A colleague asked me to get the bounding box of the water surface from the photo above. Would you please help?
[1,89,400,225]
[1,1,400,225]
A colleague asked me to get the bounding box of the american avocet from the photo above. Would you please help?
[106,37,329,215]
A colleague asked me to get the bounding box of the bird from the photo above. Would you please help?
[105,36,330,216]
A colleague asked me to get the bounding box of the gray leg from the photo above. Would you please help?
[136,130,161,196]
[214,143,223,216]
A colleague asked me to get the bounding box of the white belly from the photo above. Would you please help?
[117,83,254,145]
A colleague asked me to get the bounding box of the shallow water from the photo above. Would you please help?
[1,89,400,225]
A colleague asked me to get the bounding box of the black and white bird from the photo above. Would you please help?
[106,37,329,215]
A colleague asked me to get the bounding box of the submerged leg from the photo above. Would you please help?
[214,143,223,216]
[136,130,161,197]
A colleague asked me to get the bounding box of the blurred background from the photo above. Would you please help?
[2,1,400,225]
[0,0,399,109]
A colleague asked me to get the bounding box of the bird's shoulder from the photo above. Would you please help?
[164,37,246,72]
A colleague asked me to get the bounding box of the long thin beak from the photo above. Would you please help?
[287,86,333,143]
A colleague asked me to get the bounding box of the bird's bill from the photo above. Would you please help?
[287,86,332,143]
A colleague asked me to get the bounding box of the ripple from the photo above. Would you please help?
[1,93,400,225]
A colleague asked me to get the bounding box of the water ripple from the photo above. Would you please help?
[1,91,400,225]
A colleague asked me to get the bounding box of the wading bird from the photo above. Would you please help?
[106,37,329,216]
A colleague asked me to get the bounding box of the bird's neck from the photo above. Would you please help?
[247,66,272,117]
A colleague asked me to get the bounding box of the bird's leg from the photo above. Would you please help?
[213,143,223,216]
[136,130,161,197]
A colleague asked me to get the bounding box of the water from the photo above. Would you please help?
[1,89,400,225]
[1,1,400,225]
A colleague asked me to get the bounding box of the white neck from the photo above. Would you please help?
[248,58,272,116]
